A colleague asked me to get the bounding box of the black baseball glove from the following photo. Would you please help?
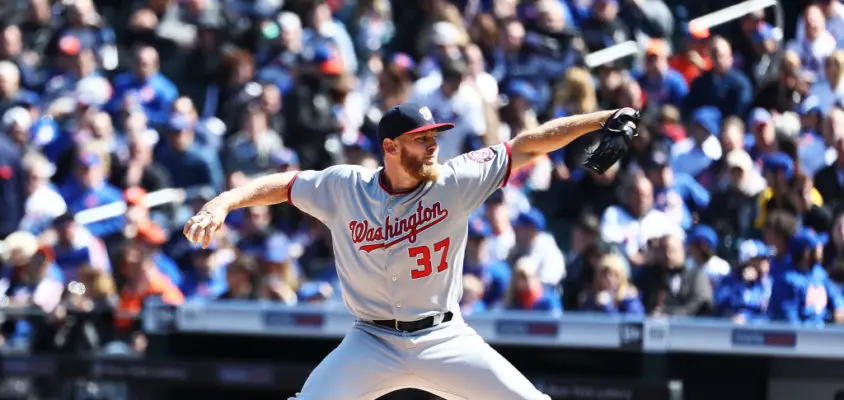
[582,108,641,174]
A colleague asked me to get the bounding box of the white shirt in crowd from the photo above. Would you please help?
[410,76,487,161]
[599,206,684,259]
[796,1,844,47]
[787,31,837,84]
[19,185,67,232]
[514,232,567,286]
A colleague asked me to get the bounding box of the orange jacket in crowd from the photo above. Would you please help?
[115,269,185,330]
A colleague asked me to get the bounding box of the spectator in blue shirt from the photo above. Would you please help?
[637,39,689,109]
[464,218,511,309]
[683,36,753,120]
[671,106,723,178]
[715,239,775,323]
[579,253,645,315]
[58,152,125,238]
[505,256,563,312]
[154,115,224,191]
[180,242,228,300]
[106,45,178,126]
[768,228,844,325]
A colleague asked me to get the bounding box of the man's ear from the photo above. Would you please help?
[383,139,398,155]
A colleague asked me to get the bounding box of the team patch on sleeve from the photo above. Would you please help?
[466,147,496,163]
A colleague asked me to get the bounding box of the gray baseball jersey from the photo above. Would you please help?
[288,142,511,322]
[287,142,551,400]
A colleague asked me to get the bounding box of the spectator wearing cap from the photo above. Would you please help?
[504,256,562,312]
[636,233,714,316]
[643,149,710,231]
[669,23,712,86]
[50,213,111,282]
[259,234,299,305]
[0,60,39,119]
[686,224,731,286]
[683,36,752,120]
[715,239,775,324]
[105,46,178,126]
[754,152,824,230]
[795,96,829,176]
[787,5,837,85]
[579,253,645,316]
[180,239,229,300]
[636,39,688,109]
[410,57,486,162]
[57,152,124,238]
[745,107,784,163]
[670,105,723,178]
[464,218,511,309]
[0,232,65,348]
[1,106,32,151]
[768,228,844,325]
[41,40,104,108]
[600,173,682,267]
[813,109,844,212]
[509,208,566,289]
[122,186,184,287]
[701,150,766,241]
[18,152,67,234]
[154,112,224,191]
[302,1,358,75]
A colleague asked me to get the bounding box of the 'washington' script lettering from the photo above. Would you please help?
[349,201,449,252]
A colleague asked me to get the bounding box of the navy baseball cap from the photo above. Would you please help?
[377,103,454,144]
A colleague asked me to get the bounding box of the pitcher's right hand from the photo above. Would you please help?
[183,204,227,249]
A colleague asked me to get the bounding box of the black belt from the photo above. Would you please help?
[372,311,454,333]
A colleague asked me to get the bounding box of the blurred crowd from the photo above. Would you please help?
[0,0,843,358]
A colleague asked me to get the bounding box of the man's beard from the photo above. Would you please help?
[399,147,441,182]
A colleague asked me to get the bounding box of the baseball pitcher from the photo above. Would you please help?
[183,103,640,399]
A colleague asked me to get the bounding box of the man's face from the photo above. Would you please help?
[805,6,826,39]
[661,236,686,269]
[504,21,525,51]
[753,121,775,145]
[395,130,441,181]
[514,225,537,248]
[644,53,666,76]
[1,26,22,57]
[712,40,733,73]
[628,179,653,217]
[134,48,158,79]
[721,125,744,153]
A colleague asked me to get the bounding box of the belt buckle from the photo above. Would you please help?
[394,320,399,331]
